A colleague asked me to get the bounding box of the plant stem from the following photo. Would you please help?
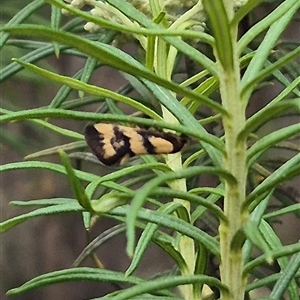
[218,29,248,300]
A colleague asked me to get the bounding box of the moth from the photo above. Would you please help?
[84,123,188,165]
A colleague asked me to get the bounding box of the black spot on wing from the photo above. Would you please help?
[112,126,135,157]
[165,133,188,153]
[84,125,126,165]
[136,130,156,154]
[136,129,187,154]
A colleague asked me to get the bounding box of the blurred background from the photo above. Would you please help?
[1,1,299,299]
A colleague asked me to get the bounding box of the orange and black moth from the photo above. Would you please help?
[84,123,188,165]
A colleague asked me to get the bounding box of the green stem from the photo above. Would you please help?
[220,82,248,299]
[218,23,248,300]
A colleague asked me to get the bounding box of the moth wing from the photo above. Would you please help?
[84,124,128,165]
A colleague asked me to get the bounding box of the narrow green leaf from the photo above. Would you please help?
[0,161,94,180]
[121,73,156,107]
[140,79,225,164]
[0,161,128,195]
[243,242,300,274]
[193,243,210,297]
[102,274,228,300]
[126,203,186,276]
[267,59,300,98]
[243,221,272,262]
[237,0,299,54]
[60,96,108,110]
[0,42,69,82]
[240,0,300,99]
[109,296,183,300]
[240,100,300,140]
[50,4,61,56]
[246,272,300,293]
[78,56,98,99]
[7,268,145,296]
[49,68,84,108]
[152,241,187,278]
[10,198,75,207]
[24,141,86,160]
[191,186,224,224]
[260,221,299,297]
[264,204,300,220]
[31,119,83,140]
[73,224,126,267]
[245,153,300,210]
[0,203,83,233]
[92,193,128,213]
[78,31,117,99]
[59,149,92,210]
[90,162,170,186]
[247,123,300,164]
[152,187,226,222]
[2,25,224,113]
[231,0,264,25]
[203,0,233,68]
[0,108,225,152]
[270,251,300,300]
[110,205,220,257]
[241,46,300,101]
[1,107,84,139]
[243,191,272,264]
[13,59,162,120]
[0,0,44,49]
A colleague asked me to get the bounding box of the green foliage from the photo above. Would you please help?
[1,0,299,299]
